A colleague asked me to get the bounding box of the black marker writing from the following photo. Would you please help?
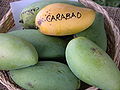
[46,12,82,22]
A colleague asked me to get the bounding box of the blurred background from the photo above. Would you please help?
[93,0,120,7]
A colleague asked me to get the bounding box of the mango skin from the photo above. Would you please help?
[0,34,38,70]
[35,3,95,36]
[75,13,107,51]
[20,1,84,28]
[10,61,80,90]
[66,37,120,90]
[8,29,68,58]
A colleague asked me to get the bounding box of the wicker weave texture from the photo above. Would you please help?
[0,0,20,20]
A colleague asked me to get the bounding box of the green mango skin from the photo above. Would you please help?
[20,1,84,28]
[0,34,38,70]
[10,61,80,90]
[8,29,68,59]
[66,37,120,90]
[75,13,107,51]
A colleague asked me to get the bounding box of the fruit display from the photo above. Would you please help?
[0,0,119,90]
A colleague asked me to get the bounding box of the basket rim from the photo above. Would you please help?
[0,9,12,26]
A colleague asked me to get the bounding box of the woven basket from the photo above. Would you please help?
[0,0,120,90]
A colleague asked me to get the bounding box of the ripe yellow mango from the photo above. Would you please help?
[35,3,96,36]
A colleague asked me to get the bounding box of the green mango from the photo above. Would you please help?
[8,29,68,58]
[10,61,80,90]
[0,34,38,70]
[66,37,120,90]
[75,13,107,51]
[19,1,84,28]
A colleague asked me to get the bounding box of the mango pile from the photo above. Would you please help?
[0,0,120,90]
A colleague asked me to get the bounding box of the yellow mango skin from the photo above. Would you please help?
[35,3,96,36]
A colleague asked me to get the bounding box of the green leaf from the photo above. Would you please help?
[106,0,120,2]
[106,0,120,7]
[93,0,106,5]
